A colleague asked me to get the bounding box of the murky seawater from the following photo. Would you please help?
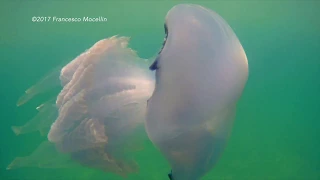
[0,1,319,179]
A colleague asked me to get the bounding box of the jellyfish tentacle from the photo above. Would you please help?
[17,66,62,106]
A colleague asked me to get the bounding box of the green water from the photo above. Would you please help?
[1,1,319,179]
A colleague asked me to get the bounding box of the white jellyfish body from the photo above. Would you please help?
[9,4,248,179]
[48,37,154,147]
[146,4,249,180]
[8,36,155,177]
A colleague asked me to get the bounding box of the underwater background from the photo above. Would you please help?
[0,0,319,179]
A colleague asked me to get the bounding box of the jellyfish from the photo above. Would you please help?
[9,3,248,179]
[8,36,155,178]
[145,4,249,180]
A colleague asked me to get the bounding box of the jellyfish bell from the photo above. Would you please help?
[8,36,155,178]
[146,4,249,180]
